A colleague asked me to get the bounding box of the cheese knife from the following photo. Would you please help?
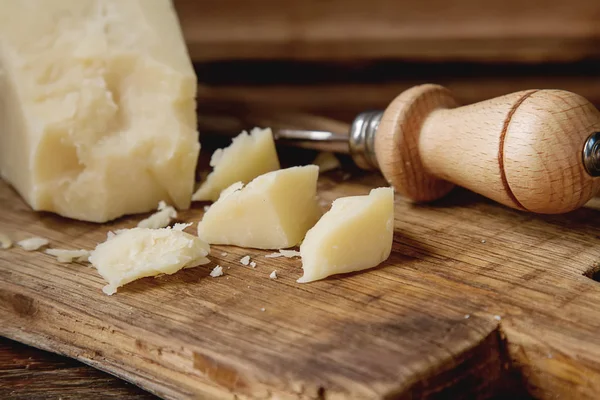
[198,84,600,214]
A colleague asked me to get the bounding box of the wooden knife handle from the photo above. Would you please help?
[374,84,600,214]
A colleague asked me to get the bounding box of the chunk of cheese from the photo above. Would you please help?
[0,0,199,222]
[192,128,280,202]
[298,187,394,283]
[89,225,210,295]
[197,166,321,249]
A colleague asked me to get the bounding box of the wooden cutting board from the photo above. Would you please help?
[1,171,600,399]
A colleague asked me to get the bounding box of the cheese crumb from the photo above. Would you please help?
[89,227,210,295]
[0,233,12,249]
[210,265,224,277]
[221,252,228,257]
[494,315,502,321]
[17,237,49,251]
[137,201,177,229]
[250,261,257,268]
[45,249,90,263]
[464,314,470,319]
[265,249,301,258]
[172,223,193,231]
[240,255,251,265]
[313,152,341,173]
[260,307,265,312]
[269,270,277,279]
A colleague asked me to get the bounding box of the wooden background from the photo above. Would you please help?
[2,0,600,398]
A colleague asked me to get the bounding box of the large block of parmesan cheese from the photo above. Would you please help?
[197,166,321,249]
[0,0,199,222]
[298,187,394,283]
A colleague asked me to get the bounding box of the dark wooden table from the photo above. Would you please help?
[0,337,155,399]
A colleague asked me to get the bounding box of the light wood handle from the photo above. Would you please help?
[374,84,600,213]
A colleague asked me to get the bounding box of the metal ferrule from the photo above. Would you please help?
[583,132,600,177]
[349,111,383,171]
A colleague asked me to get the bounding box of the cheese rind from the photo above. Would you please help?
[298,187,394,283]
[0,0,199,222]
[197,166,321,249]
[192,128,280,202]
[89,227,210,295]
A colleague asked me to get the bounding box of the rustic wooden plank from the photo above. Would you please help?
[0,337,156,399]
[196,74,600,125]
[1,164,600,398]
[174,0,600,62]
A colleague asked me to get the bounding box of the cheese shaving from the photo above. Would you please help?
[172,222,193,231]
[265,249,301,258]
[269,270,277,279]
[45,249,90,263]
[89,227,210,295]
[17,237,49,251]
[137,201,177,229]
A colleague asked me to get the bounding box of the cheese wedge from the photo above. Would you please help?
[89,225,210,295]
[0,0,199,222]
[298,187,394,283]
[192,128,280,202]
[197,166,321,249]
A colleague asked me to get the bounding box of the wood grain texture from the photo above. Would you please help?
[0,337,156,399]
[1,167,600,399]
[503,90,600,212]
[174,0,600,62]
[375,84,457,202]
[195,74,600,126]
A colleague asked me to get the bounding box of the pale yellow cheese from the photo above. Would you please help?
[137,201,177,229]
[0,0,199,222]
[89,225,210,295]
[298,187,394,283]
[197,166,321,249]
[209,265,224,278]
[17,237,49,251]
[192,128,280,202]
[313,152,341,173]
[265,249,301,258]
[45,248,90,263]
